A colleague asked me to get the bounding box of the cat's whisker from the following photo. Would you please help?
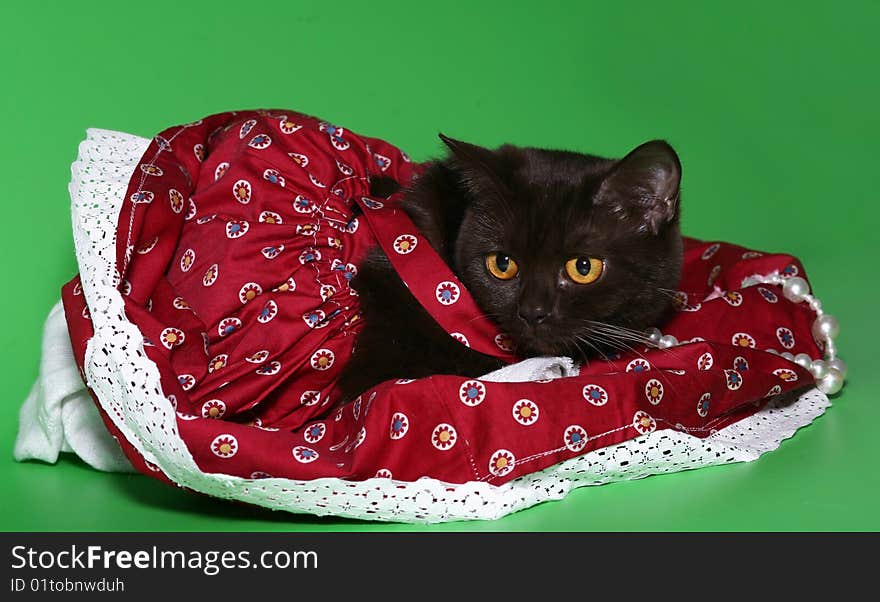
[581,332,645,364]
[583,331,684,398]
[649,343,694,366]
[607,326,694,381]
[584,319,654,339]
[572,335,615,371]
[655,291,676,301]
[584,331,643,358]
[585,324,652,345]
[657,287,681,294]
[563,338,591,370]
[588,330,651,346]
[573,334,611,363]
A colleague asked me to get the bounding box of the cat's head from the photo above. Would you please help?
[404,135,684,359]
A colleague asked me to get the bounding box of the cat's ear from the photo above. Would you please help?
[438,133,509,199]
[438,133,493,165]
[596,140,681,235]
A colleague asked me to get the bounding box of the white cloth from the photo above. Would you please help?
[15,300,133,472]
[481,356,579,382]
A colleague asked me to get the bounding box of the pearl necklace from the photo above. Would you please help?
[643,273,846,395]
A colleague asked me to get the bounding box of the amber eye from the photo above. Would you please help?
[565,257,604,284]
[486,253,519,280]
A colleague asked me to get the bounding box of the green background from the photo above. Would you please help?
[1,0,876,531]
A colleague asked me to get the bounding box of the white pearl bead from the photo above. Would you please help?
[646,328,662,345]
[828,358,848,379]
[794,353,812,368]
[811,314,840,341]
[765,348,779,355]
[782,277,810,303]
[659,335,678,349]
[810,359,829,379]
[825,340,837,359]
[817,369,844,395]
[781,352,795,362]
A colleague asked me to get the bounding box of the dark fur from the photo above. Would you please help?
[336,137,683,401]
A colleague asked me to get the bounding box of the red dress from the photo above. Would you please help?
[61,110,819,486]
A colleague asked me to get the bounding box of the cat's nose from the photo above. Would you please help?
[518,306,550,326]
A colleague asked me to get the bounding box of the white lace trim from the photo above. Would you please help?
[70,128,831,523]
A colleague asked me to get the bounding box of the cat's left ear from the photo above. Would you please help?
[596,140,681,235]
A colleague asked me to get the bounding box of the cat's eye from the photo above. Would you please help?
[486,253,519,280]
[565,257,604,284]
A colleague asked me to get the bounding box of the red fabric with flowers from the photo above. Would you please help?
[61,110,820,487]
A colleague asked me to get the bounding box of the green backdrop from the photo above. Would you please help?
[1,0,876,531]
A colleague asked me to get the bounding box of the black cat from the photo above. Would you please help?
[336,135,683,401]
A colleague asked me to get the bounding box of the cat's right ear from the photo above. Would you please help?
[596,140,682,235]
[438,133,509,199]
